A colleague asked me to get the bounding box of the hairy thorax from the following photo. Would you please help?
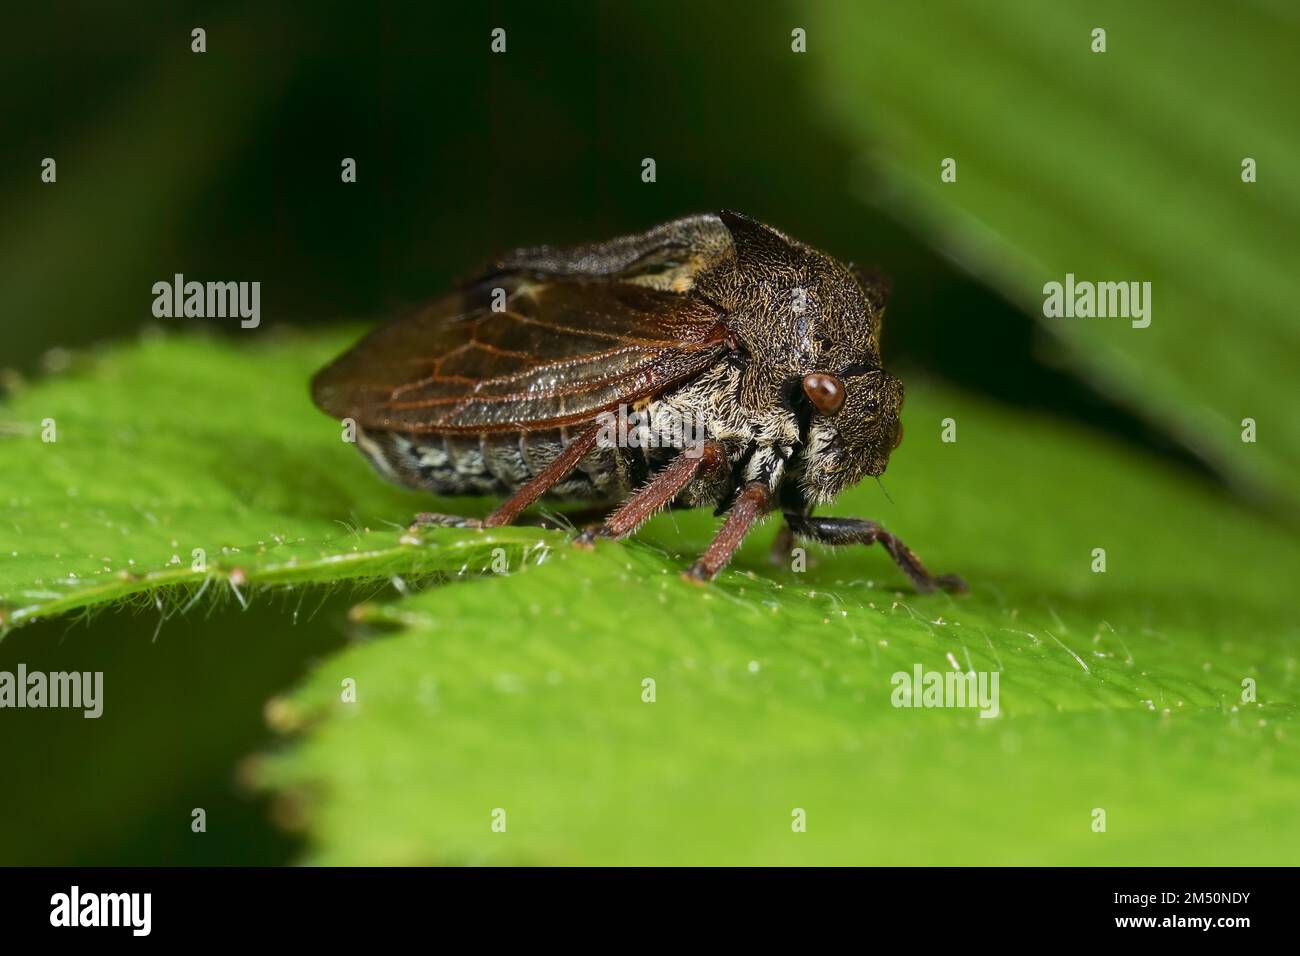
[647,362,801,509]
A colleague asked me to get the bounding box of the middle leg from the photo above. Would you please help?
[573,440,727,546]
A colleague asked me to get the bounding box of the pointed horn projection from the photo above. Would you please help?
[718,210,798,270]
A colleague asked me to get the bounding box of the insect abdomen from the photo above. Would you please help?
[354,426,642,502]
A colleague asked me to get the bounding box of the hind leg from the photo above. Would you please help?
[408,424,600,532]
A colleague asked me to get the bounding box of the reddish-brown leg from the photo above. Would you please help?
[574,440,726,546]
[684,481,772,581]
[410,423,601,530]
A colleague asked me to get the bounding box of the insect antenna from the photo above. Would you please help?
[874,475,895,505]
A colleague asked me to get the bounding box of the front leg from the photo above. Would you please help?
[784,514,966,594]
[684,481,773,582]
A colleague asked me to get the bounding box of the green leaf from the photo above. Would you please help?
[0,328,479,629]
[261,553,1299,864]
[3,331,1295,863]
[812,0,1300,510]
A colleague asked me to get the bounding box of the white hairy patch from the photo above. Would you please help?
[357,428,398,480]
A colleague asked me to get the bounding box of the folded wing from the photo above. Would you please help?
[311,273,726,433]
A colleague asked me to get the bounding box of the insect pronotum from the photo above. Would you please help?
[312,211,965,591]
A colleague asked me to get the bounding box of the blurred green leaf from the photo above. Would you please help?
[812,0,1300,510]
[2,330,1295,863]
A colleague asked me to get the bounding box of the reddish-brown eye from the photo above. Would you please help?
[802,373,845,415]
[892,420,905,449]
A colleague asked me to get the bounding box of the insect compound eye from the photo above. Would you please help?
[892,419,905,450]
[801,372,845,415]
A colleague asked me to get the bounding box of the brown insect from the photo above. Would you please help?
[312,212,964,591]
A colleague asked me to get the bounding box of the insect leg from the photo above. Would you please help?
[409,511,482,529]
[409,423,601,532]
[684,481,773,582]
[573,440,726,545]
[768,522,796,566]
[770,484,812,565]
[414,506,612,532]
[538,505,618,531]
[784,514,966,594]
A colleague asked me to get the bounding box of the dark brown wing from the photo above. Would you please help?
[311,273,726,433]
